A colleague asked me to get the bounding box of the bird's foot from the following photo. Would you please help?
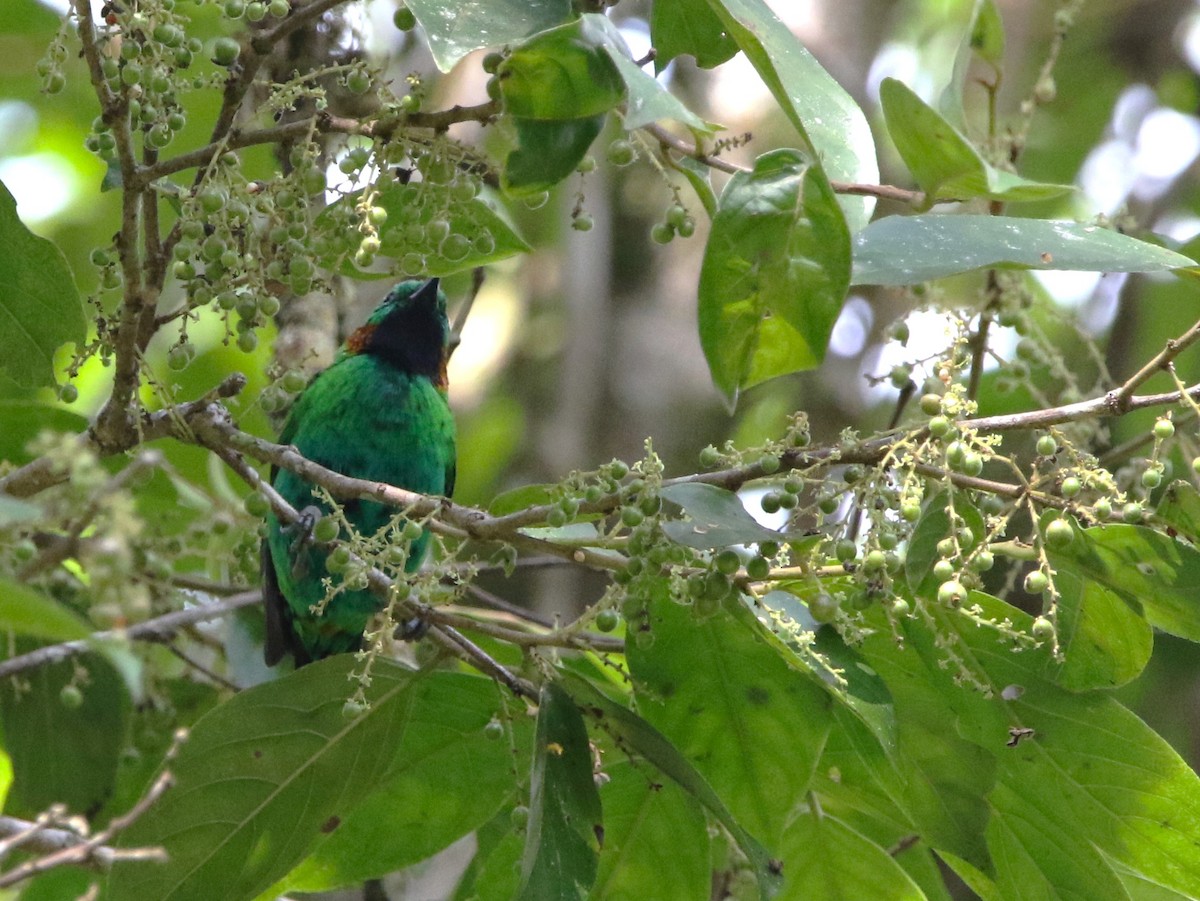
[286,506,324,580]
[393,616,429,641]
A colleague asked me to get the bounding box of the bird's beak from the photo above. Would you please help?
[412,278,440,307]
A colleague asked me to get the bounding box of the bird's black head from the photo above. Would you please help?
[344,279,450,384]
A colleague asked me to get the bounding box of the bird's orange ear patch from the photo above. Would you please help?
[346,323,376,355]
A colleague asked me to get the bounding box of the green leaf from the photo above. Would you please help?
[651,0,738,70]
[903,491,985,597]
[108,661,474,901]
[320,183,530,279]
[405,0,572,72]
[855,591,1200,898]
[0,401,88,465]
[264,675,521,894]
[0,578,92,642]
[698,149,851,406]
[626,583,833,848]
[704,0,878,231]
[561,672,782,900]
[504,115,605,196]
[589,761,710,901]
[0,179,86,388]
[517,682,602,901]
[1049,523,1200,643]
[852,215,1197,286]
[605,47,713,133]
[499,18,625,120]
[969,0,1005,67]
[660,481,788,548]
[1156,479,1200,545]
[880,78,1071,206]
[490,482,556,515]
[1,650,129,818]
[777,813,927,901]
[673,155,718,218]
[1046,565,1152,691]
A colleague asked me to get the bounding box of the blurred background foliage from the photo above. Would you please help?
[5,0,1200,779]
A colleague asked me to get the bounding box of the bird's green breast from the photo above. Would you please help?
[267,353,455,660]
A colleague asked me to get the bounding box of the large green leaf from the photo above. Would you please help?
[0,401,88,465]
[860,591,1200,899]
[499,18,624,120]
[704,0,878,231]
[107,661,477,901]
[0,578,92,642]
[777,812,927,901]
[405,0,572,72]
[852,215,1196,286]
[651,0,738,70]
[0,179,86,388]
[589,761,710,901]
[263,675,521,894]
[561,672,782,900]
[660,482,788,548]
[503,116,605,196]
[1049,523,1200,643]
[517,682,603,901]
[1047,567,1153,691]
[698,149,851,406]
[605,47,713,133]
[1,650,129,818]
[880,78,1072,206]
[1156,479,1200,545]
[626,583,833,848]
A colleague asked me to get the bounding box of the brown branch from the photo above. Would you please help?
[0,767,175,888]
[1111,317,1200,410]
[0,591,261,680]
[640,122,927,204]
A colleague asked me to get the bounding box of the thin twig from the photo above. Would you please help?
[1112,316,1200,410]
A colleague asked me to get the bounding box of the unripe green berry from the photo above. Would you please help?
[970,550,994,572]
[1141,468,1162,489]
[393,6,417,30]
[1044,517,1074,548]
[59,684,84,709]
[1092,497,1112,521]
[1060,476,1082,498]
[920,393,943,416]
[937,580,966,606]
[759,453,781,474]
[313,516,339,543]
[745,555,770,580]
[237,331,258,353]
[650,222,674,244]
[1122,502,1143,523]
[928,416,951,438]
[932,559,955,582]
[1031,616,1055,640]
[715,549,740,575]
[901,500,921,522]
[760,492,781,514]
[1154,418,1175,440]
[809,592,838,624]
[835,539,857,563]
[594,609,620,632]
[890,598,911,617]
[483,718,504,740]
[244,492,270,517]
[59,383,79,404]
[862,549,886,573]
[1024,570,1049,594]
[481,51,504,73]
[212,37,240,66]
[945,441,967,467]
[1036,434,1057,456]
[606,139,635,166]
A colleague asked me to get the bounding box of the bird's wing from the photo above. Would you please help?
[444,456,456,500]
[262,538,308,667]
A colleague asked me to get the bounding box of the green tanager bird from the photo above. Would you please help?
[262,278,457,666]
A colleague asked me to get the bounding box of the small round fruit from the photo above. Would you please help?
[346,70,371,94]
[932,559,955,582]
[920,393,943,416]
[59,383,79,404]
[760,493,781,514]
[1060,476,1081,498]
[393,6,417,30]
[650,222,674,244]
[1044,517,1074,548]
[928,416,951,438]
[483,718,504,740]
[595,609,620,632]
[606,139,635,166]
[809,592,838,624]
[1122,502,1143,523]
[59,685,84,709]
[1092,497,1112,521]
[1141,468,1162,490]
[1154,418,1175,440]
[212,36,240,66]
[745,555,770,580]
[571,212,594,232]
[313,516,339,543]
[1036,434,1057,456]
[1031,616,1055,640]
[937,580,966,606]
[699,445,720,467]
[969,550,995,572]
[890,598,911,617]
[1024,570,1049,594]
[244,492,270,517]
[715,549,740,575]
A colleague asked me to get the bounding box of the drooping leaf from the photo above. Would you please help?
[969,0,1005,68]
[673,155,718,218]
[660,481,788,548]
[264,676,522,895]
[489,482,557,516]
[880,78,1072,206]
[1049,523,1200,643]
[1156,479,1200,545]
[704,0,878,230]
[499,18,624,120]
[2,650,129,818]
[626,582,833,849]
[651,0,738,70]
[605,48,713,133]
[776,812,927,901]
[0,179,86,388]
[561,672,782,900]
[938,0,1004,125]
[698,149,851,406]
[0,578,92,642]
[517,682,603,901]
[107,661,477,901]
[589,761,710,901]
[503,116,605,196]
[852,215,1196,286]
[405,0,572,72]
